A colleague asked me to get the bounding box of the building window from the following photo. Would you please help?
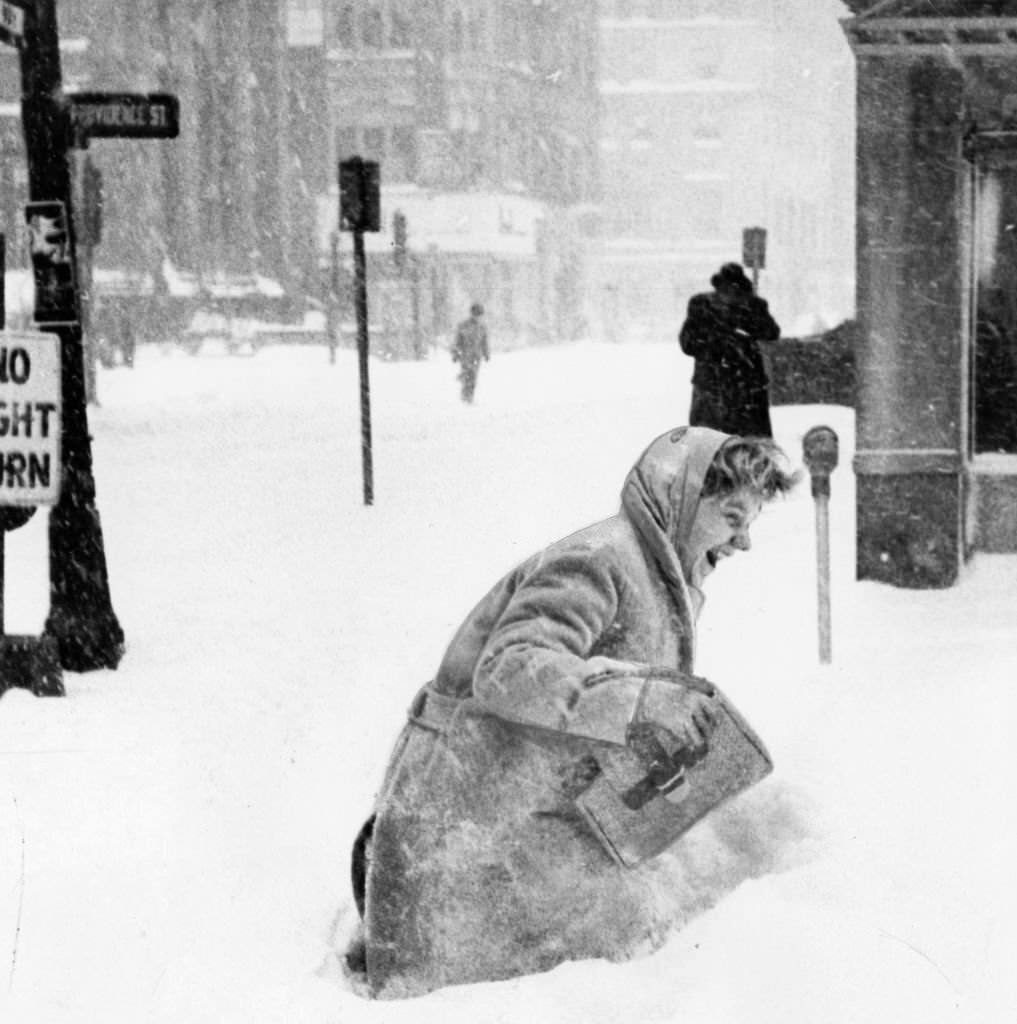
[390,2,412,49]
[691,119,722,146]
[450,8,465,55]
[335,2,354,49]
[335,125,357,162]
[362,1,384,49]
[287,0,323,46]
[689,185,722,238]
[472,10,487,53]
[363,127,385,161]
[390,126,417,182]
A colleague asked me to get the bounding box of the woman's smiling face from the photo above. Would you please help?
[686,488,763,588]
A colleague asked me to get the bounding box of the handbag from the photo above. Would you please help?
[573,677,773,868]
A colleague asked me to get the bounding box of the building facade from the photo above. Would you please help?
[596,0,855,344]
[287,0,600,354]
[845,0,1017,586]
[0,0,295,294]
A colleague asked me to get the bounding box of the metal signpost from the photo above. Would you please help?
[339,156,381,506]
[2,0,179,672]
[802,425,840,665]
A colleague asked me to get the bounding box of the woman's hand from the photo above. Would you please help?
[628,674,720,751]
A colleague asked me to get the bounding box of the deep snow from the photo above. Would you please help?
[0,337,1013,1023]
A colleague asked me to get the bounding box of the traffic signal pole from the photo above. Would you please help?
[19,0,123,671]
[353,227,373,506]
[339,156,380,507]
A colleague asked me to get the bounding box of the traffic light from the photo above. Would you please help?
[82,158,103,246]
[339,156,380,233]
[392,209,407,270]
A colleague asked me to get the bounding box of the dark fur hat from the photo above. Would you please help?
[710,262,753,293]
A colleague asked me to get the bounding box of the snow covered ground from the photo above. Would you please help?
[0,337,1013,1023]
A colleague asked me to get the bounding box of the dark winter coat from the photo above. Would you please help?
[679,290,780,437]
[452,316,489,369]
[361,427,763,998]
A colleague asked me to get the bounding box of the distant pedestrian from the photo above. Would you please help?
[452,302,490,403]
[679,263,780,437]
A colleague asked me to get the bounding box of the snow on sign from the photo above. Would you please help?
[69,92,180,143]
[0,0,25,49]
[0,331,61,507]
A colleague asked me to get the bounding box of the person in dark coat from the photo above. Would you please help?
[679,263,781,437]
[451,302,490,403]
[347,427,799,998]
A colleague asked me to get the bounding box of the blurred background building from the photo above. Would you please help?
[597,0,855,343]
[292,0,600,355]
[0,0,855,355]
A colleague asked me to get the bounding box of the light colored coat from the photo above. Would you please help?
[362,427,769,998]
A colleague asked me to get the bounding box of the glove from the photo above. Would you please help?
[627,672,719,757]
[623,672,719,809]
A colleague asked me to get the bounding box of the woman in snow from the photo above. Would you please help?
[349,426,798,998]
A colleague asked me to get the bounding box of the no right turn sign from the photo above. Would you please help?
[0,330,61,506]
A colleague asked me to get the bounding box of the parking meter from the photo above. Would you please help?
[803,425,839,499]
[802,426,839,664]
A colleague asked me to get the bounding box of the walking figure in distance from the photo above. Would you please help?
[452,302,490,403]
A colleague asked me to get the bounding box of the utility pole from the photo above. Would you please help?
[19,0,123,671]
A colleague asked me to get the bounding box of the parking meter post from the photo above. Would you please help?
[802,426,840,666]
[0,231,5,329]
[814,489,831,663]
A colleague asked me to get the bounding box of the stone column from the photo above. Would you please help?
[853,56,967,587]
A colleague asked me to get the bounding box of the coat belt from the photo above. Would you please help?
[407,682,462,735]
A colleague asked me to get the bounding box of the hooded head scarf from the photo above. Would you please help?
[620,426,732,619]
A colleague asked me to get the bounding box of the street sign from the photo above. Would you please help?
[0,330,61,507]
[25,200,78,325]
[69,92,180,144]
[0,0,25,49]
[339,156,381,233]
[742,226,767,270]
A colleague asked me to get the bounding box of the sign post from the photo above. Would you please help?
[1,1,180,672]
[802,426,840,665]
[339,156,381,506]
[15,0,124,671]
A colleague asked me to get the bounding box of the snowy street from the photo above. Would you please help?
[0,338,1013,1023]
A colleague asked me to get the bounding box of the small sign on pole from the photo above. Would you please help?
[25,200,78,326]
[802,426,839,664]
[742,226,767,293]
[0,0,25,50]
